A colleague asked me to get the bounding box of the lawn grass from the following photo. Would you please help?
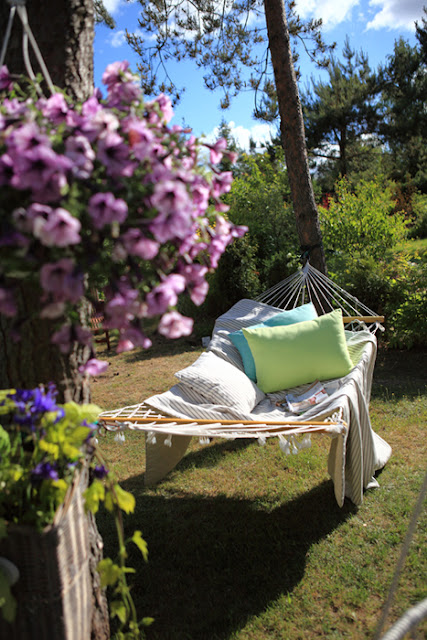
[92,332,427,640]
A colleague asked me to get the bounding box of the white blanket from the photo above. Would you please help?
[144,299,392,506]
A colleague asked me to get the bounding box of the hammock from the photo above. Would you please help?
[99,269,391,506]
[256,260,385,332]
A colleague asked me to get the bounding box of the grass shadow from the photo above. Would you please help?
[99,478,357,640]
[372,346,427,399]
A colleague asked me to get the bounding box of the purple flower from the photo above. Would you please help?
[211,171,233,198]
[158,311,193,339]
[179,263,209,306]
[107,80,142,109]
[65,135,95,179]
[0,153,14,185]
[102,60,132,87]
[7,121,49,152]
[40,258,84,303]
[51,324,73,353]
[145,274,186,316]
[88,192,128,229]
[119,228,159,259]
[117,327,152,353]
[33,208,81,247]
[10,144,71,202]
[31,461,59,482]
[209,138,227,164]
[125,117,156,161]
[79,358,109,376]
[39,93,69,123]
[104,285,141,329]
[97,131,135,177]
[146,94,174,124]
[0,65,13,91]
[93,464,109,479]
[0,287,17,317]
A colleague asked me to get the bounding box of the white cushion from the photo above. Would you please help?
[175,351,265,413]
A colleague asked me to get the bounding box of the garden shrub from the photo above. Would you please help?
[224,152,299,290]
[319,176,408,260]
[408,192,427,239]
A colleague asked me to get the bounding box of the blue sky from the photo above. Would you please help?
[95,0,425,148]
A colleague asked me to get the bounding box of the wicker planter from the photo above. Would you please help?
[0,470,92,640]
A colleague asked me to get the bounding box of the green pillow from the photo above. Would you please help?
[242,309,353,393]
[229,303,318,381]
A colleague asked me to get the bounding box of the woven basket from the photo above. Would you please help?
[0,469,92,640]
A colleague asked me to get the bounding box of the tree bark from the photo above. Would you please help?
[0,282,92,404]
[0,2,110,638]
[263,0,327,275]
[0,0,94,101]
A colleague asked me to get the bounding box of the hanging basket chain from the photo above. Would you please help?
[0,0,55,95]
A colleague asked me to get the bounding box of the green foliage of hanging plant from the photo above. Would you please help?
[0,385,148,638]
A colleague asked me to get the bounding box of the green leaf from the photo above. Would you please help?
[97,558,121,588]
[0,426,11,456]
[142,617,154,627]
[115,485,136,514]
[131,530,148,562]
[105,484,136,514]
[0,569,17,623]
[83,479,105,514]
[110,599,128,623]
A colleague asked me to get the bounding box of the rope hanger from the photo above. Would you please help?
[0,0,55,95]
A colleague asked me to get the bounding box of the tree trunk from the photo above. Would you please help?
[0,0,94,101]
[0,282,92,404]
[263,0,327,275]
[0,2,110,638]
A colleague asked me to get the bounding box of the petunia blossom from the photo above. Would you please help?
[33,208,81,247]
[79,358,109,376]
[158,311,193,339]
[88,192,128,229]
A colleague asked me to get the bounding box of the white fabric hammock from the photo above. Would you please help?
[99,292,391,506]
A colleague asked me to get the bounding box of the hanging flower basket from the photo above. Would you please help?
[0,468,92,640]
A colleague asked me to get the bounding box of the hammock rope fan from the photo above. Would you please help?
[256,259,385,332]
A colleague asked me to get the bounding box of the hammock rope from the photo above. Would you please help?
[257,261,385,332]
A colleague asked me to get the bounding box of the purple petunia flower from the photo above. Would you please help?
[96,131,135,177]
[33,208,81,247]
[31,461,59,482]
[158,311,193,339]
[39,93,69,123]
[0,287,17,317]
[79,358,109,376]
[145,274,186,317]
[116,327,152,353]
[40,258,84,303]
[88,192,128,229]
[119,228,159,260]
[65,135,95,179]
[93,464,109,479]
[0,65,13,91]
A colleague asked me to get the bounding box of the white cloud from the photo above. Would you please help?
[295,0,360,31]
[294,0,424,32]
[109,29,126,48]
[204,121,274,151]
[366,0,425,31]
[102,0,124,15]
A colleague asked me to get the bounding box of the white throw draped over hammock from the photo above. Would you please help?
[99,262,391,506]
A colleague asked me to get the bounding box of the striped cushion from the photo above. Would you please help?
[175,351,265,413]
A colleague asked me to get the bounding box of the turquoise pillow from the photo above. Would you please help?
[229,303,318,381]
[242,309,353,393]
